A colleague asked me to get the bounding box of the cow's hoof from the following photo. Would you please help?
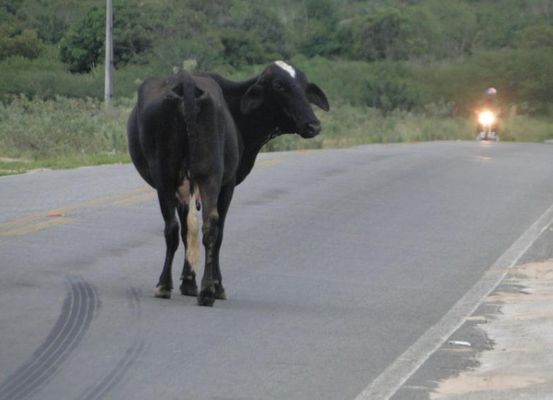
[197,288,215,307]
[180,279,198,297]
[153,286,171,299]
[214,284,227,300]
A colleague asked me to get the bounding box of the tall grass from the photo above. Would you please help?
[0,96,132,160]
[1,96,552,176]
[264,102,473,151]
[500,114,553,142]
[0,47,103,101]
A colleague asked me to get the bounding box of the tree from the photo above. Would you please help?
[206,1,292,66]
[515,24,553,48]
[220,29,266,67]
[59,5,153,73]
[421,0,477,58]
[34,14,68,44]
[0,0,24,16]
[237,6,290,59]
[59,7,104,73]
[0,24,43,61]
[296,0,341,57]
[351,8,409,61]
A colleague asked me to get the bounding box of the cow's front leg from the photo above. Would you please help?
[212,182,235,300]
[197,182,220,306]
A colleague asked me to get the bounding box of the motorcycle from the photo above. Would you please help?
[476,109,499,141]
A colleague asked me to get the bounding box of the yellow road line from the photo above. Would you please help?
[0,186,154,237]
[0,213,48,230]
[112,191,157,207]
[1,217,75,236]
[0,157,283,237]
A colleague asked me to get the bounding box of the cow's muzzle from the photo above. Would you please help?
[300,121,321,138]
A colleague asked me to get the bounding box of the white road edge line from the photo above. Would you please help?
[354,201,553,400]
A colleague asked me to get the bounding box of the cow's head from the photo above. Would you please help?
[240,61,330,138]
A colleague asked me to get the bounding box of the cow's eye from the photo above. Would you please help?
[273,80,285,92]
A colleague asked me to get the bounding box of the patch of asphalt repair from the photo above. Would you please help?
[393,225,553,400]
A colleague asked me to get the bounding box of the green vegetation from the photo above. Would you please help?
[0,96,131,158]
[1,0,553,175]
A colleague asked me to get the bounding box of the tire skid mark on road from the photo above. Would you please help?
[0,276,98,400]
[78,287,146,400]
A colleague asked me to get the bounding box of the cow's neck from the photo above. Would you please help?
[235,110,280,184]
[213,76,279,185]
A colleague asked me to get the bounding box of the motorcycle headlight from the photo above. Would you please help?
[478,110,496,125]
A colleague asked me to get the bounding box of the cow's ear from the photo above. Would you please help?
[166,88,182,102]
[306,83,330,112]
[192,85,210,116]
[194,85,205,100]
[167,80,187,102]
[241,84,264,114]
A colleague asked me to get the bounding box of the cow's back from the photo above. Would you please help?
[127,105,155,187]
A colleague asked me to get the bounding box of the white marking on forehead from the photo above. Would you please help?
[274,60,296,78]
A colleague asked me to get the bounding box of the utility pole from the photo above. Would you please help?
[104,0,113,104]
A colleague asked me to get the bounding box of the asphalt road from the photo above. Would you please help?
[1,141,553,400]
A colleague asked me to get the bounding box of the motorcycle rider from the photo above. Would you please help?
[477,87,501,136]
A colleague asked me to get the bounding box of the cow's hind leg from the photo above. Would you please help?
[154,191,179,299]
[177,201,198,297]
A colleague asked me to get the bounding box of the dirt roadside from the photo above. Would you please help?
[431,259,553,399]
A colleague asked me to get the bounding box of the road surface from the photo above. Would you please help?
[1,141,553,400]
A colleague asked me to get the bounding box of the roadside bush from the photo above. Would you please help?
[362,77,418,113]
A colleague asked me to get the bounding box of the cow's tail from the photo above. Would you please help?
[186,187,201,273]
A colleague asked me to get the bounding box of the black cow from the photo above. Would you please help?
[127,61,329,306]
